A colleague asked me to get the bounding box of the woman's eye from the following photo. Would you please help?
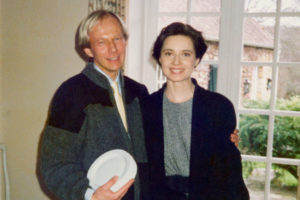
[165,52,172,56]
[183,52,191,57]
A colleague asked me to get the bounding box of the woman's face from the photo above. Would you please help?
[159,35,200,84]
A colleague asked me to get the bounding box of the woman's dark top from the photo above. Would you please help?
[141,79,249,200]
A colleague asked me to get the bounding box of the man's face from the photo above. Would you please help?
[84,16,127,80]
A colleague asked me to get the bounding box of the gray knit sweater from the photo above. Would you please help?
[163,93,192,177]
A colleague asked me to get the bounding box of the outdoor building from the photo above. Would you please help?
[192,17,274,102]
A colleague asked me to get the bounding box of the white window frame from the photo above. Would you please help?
[224,1,300,199]
[127,0,159,93]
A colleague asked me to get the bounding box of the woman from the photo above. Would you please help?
[141,22,249,200]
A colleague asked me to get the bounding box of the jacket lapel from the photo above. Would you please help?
[152,88,165,174]
[189,83,215,198]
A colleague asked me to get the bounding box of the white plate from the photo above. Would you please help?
[87,149,137,192]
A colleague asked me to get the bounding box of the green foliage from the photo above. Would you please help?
[272,165,298,188]
[242,161,265,179]
[242,161,255,179]
[240,95,300,181]
[242,99,270,110]
[242,161,298,189]
[239,114,268,156]
[276,95,300,111]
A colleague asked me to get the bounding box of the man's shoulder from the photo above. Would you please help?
[123,76,146,89]
[48,73,111,133]
[140,87,163,111]
[58,73,92,92]
[123,76,149,99]
[147,87,163,101]
[54,73,108,103]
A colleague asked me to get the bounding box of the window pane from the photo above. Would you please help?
[276,67,300,111]
[191,0,220,12]
[240,66,272,109]
[158,16,186,32]
[243,17,274,62]
[279,17,300,62]
[159,0,187,12]
[191,16,220,60]
[273,116,300,158]
[281,0,300,12]
[245,0,277,13]
[270,164,298,200]
[156,66,166,89]
[239,114,269,156]
[242,161,266,200]
[192,63,210,90]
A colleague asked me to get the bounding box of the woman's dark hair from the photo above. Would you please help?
[152,22,207,65]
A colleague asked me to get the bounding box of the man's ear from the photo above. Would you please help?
[83,48,94,58]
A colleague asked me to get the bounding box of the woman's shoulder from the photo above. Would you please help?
[194,85,233,108]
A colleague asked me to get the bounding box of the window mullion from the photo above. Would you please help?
[218,0,244,106]
[265,113,275,200]
[187,0,191,24]
[264,1,282,198]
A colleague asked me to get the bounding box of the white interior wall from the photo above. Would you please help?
[0,0,3,142]
[1,0,5,199]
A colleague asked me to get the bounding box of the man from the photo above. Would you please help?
[38,10,149,200]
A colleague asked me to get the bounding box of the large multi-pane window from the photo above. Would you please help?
[142,0,300,199]
[239,1,300,199]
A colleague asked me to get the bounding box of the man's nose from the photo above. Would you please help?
[108,41,117,52]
